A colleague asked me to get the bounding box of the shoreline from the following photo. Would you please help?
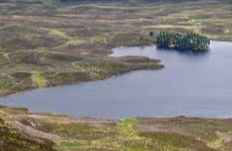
[1,38,231,98]
[0,41,231,119]
[0,42,164,97]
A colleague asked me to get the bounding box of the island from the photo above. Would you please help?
[150,31,210,51]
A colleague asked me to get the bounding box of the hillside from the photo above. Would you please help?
[1,106,232,151]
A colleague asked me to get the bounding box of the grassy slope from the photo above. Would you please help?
[0,0,232,95]
[1,106,232,151]
[0,112,56,151]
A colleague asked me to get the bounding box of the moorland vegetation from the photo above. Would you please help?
[1,0,232,151]
[1,106,232,151]
[0,0,231,95]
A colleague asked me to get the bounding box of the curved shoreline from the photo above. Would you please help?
[1,40,232,120]
[1,38,230,98]
[0,53,164,98]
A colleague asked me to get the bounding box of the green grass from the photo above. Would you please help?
[207,131,224,149]
[59,141,83,148]
[48,29,71,40]
[0,77,15,95]
[26,119,110,140]
[118,118,141,141]
[30,72,47,87]
[60,38,86,47]
[89,35,108,44]
[41,0,60,6]
[58,140,90,150]
[72,59,128,80]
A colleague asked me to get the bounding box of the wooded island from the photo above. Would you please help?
[150,31,210,51]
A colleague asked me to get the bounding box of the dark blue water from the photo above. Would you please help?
[0,41,232,119]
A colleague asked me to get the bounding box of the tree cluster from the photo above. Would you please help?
[150,31,210,51]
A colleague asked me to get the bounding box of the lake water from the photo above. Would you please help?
[0,41,232,119]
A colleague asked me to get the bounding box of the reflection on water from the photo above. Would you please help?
[0,41,232,119]
[176,49,209,56]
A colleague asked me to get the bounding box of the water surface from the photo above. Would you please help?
[1,41,232,119]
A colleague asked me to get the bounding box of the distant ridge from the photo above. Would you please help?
[1,0,231,4]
